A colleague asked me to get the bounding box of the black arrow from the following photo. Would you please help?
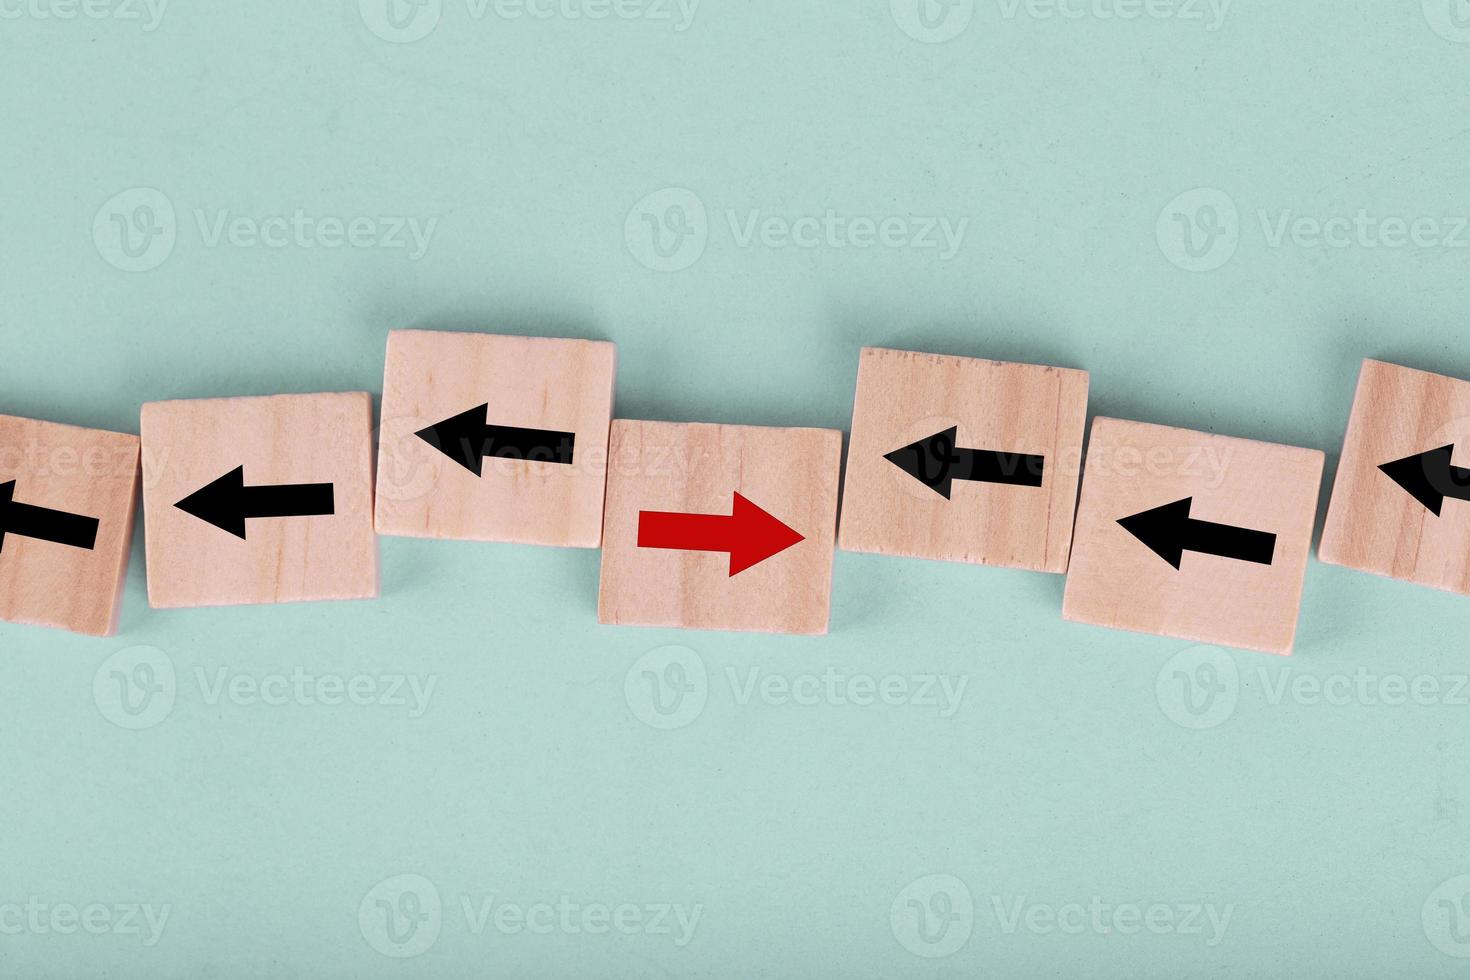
[175,466,334,539]
[0,480,98,552]
[1118,497,1276,569]
[884,426,1044,499]
[1379,445,1470,516]
[415,404,575,476]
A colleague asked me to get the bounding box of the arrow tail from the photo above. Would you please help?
[637,510,731,555]
[240,483,335,520]
[959,449,1045,488]
[482,425,576,465]
[3,499,99,550]
[1187,518,1275,565]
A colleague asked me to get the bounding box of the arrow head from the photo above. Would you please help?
[1380,444,1455,516]
[416,404,490,476]
[884,426,959,499]
[175,466,249,539]
[1117,497,1193,569]
[727,491,804,576]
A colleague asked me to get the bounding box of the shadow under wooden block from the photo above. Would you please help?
[0,415,139,636]
[375,329,616,548]
[1320,359,1470,596]
[1062,418,1324,656]
[838,347,1088,573]
[597,420,841,635]
[141,392,378,609]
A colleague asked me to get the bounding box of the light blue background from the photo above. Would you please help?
[4,0,1470,976]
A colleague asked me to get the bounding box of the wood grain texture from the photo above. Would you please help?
[597,420,842,635]
[141,393,378,609]
[1320,359,1470,593]
[375,330,616,547]
[0,415,139,636]
[1062,417,1324,655]
[837,347,1089,572]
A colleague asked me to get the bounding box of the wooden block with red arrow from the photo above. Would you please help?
[597,420,842,635]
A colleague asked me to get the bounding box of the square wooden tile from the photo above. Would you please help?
[598,420,841,635]
[375,330,616,548]
[0,415,139,636]
[838,347,1089,573]
[141,393,378,609]
[1062,418,1324,655]
[1320,359,1470,593]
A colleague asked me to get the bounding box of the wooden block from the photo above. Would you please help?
[1320,359,1470,593]
[1062,418,1323,655]
[0,415,139,636]
[597,420,841,635]
[374,330,616,548]
[141,393,378,609]
[837,347,1089,573]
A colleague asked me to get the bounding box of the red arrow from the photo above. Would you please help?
[637,492,805,576]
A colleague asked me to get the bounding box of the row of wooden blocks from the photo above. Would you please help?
[0,334,1461,652]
